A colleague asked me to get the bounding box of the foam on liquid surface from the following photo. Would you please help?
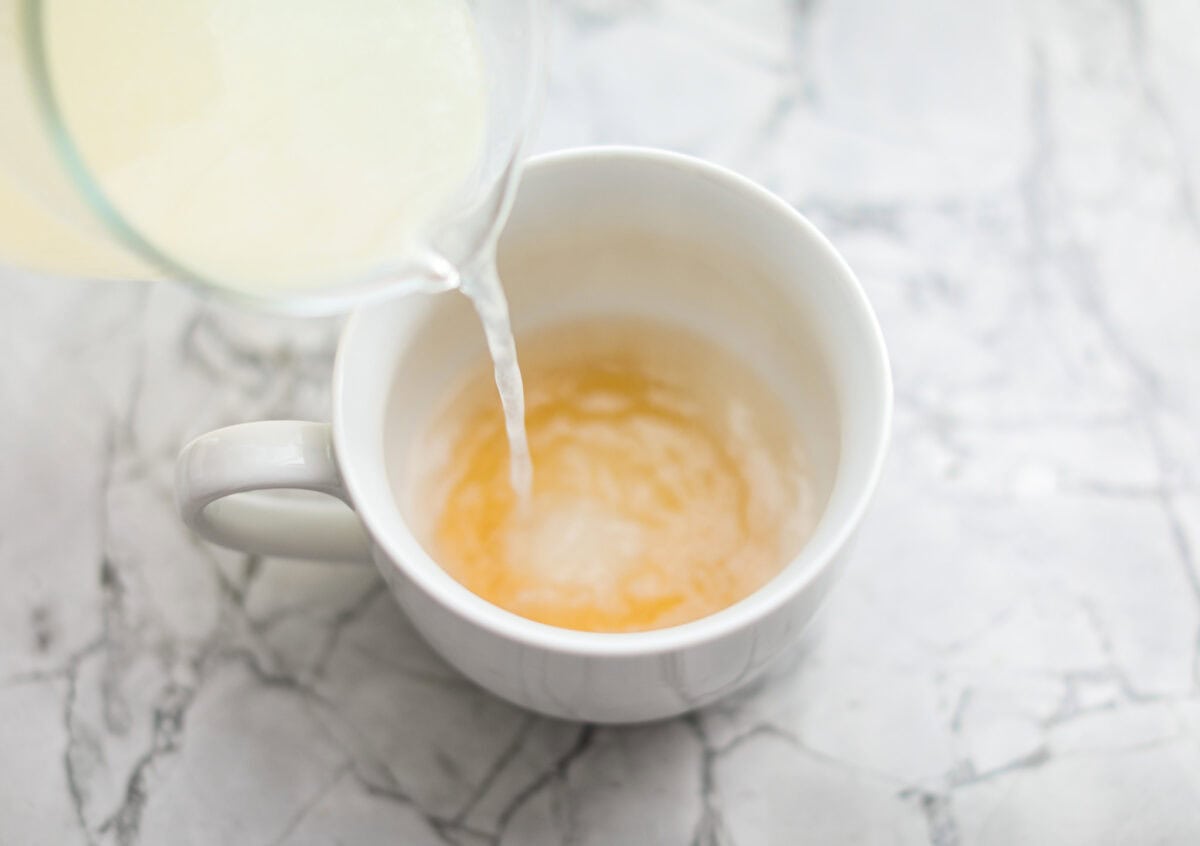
[410,319,816,633]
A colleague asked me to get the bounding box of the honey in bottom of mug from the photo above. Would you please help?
[401,317,816,633]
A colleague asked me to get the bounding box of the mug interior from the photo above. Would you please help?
[335,147,891,654]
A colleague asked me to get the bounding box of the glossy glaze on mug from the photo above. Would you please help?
[177,148,892,722]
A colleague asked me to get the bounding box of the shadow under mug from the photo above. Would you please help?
[175,147,892,723]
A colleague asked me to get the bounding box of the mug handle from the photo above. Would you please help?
[175,421,373,563]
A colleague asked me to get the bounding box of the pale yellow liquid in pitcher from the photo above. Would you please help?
[0,0,486,289]
[0,0,535,499]
[408,319,816,633]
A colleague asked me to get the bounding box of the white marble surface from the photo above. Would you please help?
[3,1,1200,843]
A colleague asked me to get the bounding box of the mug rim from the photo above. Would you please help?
[334,145,893,657]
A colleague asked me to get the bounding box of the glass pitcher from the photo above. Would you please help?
[0,0,545,314]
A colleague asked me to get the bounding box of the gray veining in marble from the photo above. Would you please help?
[3,1,1200,844]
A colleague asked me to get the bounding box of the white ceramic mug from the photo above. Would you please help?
[175,147,892,723]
